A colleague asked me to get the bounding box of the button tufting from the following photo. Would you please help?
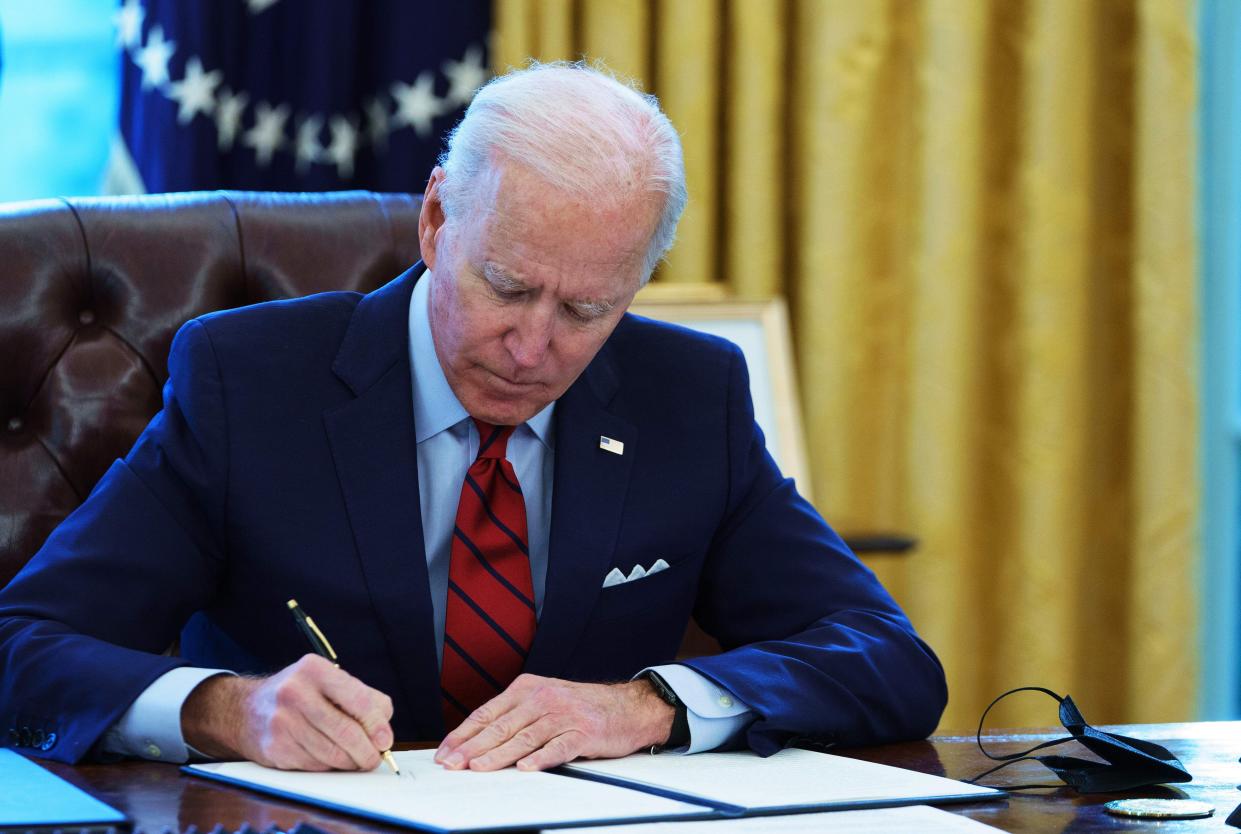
[78,309,96,325]
[6,417,21,433]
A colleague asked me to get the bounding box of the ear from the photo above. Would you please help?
[418,166,448,271]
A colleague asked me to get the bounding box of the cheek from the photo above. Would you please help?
[558,328,612,372]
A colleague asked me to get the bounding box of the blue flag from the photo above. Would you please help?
[114,0,490,193]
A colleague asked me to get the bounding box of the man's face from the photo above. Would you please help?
[419,163,660,426]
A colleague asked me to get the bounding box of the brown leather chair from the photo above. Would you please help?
[0,191,422,587]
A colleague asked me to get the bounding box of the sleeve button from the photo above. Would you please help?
[145,741,162,758]
[40,732,57,751]
[78,309,96,325]
[6,417,22,433]
[718,695,734,708]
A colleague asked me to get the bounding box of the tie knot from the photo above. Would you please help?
[473,419,515,460]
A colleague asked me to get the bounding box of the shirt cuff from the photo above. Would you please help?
[99,667,233,763]
[639,664,753,753]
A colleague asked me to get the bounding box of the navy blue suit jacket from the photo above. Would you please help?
[0,267,946,763]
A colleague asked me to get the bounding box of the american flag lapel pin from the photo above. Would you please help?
[599,435,624,455]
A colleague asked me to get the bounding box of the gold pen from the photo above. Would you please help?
[287,599,401,776]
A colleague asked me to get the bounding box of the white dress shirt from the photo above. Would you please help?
[102,270,752,761]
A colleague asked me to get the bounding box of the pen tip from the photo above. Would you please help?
[287,599,299,609]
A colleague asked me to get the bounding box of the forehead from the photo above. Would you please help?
[458,163,659,297]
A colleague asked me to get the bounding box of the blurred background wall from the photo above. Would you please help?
[0,0,1234,733]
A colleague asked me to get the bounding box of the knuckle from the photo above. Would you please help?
[544,736,574,762]
[332,745,357,770]
[268,712,292,738]
[512,727,542,751]
[484,716,512,739]
[295,654,321,673]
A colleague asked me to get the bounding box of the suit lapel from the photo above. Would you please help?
[323,264,443,737]
[526,343,636,675]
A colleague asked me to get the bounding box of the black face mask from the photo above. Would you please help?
[967,687,1192,793]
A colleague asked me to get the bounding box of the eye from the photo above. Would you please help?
[488,282,524,301]
[564,304,588,321]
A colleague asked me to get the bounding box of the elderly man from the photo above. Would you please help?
[0,63,946,772]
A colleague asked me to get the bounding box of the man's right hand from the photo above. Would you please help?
[181,654,395,770]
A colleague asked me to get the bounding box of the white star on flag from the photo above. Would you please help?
[215,87,249,150]
[113,0,144,50]
[135,25,176,91]
[364,95,391,153]
[294,114,324,173]
[443,45,488,107]
[169,57,222,125]
[327,115,360,179]
[392,72,445,138]
[244,101,290,167]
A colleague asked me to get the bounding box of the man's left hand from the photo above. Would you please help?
[434,674,675,771]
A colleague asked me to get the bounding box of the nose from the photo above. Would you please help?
[504,306,554,370]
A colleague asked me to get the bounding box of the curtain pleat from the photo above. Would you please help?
[493,0,1199,731]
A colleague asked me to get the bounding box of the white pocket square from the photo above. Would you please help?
[602,558,670,588]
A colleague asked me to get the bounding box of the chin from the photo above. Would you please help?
[465,393,542,427]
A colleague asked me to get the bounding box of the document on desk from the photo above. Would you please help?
[0,748,128,829]
[557,805,1005,833]
[561,748,1004,813]
[185,749,713,833]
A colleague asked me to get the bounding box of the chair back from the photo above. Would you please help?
[0,190,422,586]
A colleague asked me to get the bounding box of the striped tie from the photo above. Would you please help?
[440,419,537,729]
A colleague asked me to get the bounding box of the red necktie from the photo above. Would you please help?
[440,419,537,729]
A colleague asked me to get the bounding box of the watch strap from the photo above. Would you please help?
[642,671,690,750]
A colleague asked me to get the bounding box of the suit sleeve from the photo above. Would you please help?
[0,319,230,763]
[681,344,948,755]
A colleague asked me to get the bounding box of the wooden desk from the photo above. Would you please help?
[32,722,1241,833]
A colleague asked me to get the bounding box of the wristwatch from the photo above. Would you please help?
[641,670,690,751]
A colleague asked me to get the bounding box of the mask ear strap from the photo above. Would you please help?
[974,686,1078,762]
[965,755,1066,790]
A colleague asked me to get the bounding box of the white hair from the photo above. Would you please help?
[437,61,687,283]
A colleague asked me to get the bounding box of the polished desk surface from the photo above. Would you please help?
[33,722,1241,833]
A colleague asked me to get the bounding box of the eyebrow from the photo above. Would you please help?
[482,262,528,293]
[482,262,617,318]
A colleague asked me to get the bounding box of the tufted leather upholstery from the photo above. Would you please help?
[0,190,422,587]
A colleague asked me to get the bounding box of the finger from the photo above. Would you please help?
[315,664,396,750]
[290,717,358,771]
[256,705,338,771]
[276,665,380,770]
[515,731,583,772]
[295,689,383,770]
[467,718,562,771]
[436,687,526,761]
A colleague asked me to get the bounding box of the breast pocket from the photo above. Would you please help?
[590,557,697,623]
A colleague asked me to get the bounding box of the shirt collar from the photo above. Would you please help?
[408,269,555,446]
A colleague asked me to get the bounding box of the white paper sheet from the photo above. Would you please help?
[188,749,709,832]
[556,805,1006,833]
[563,748,1002,810]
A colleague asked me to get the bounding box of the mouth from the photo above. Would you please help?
[481,367,541,390]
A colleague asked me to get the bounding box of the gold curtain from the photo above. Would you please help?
[493,0,1199,730]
